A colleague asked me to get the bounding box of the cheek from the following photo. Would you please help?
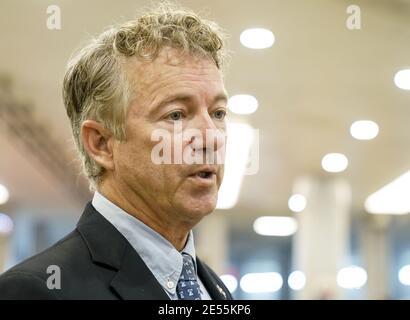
[114,128,154,176]
[119,121,190,192]
[116,132,182,190]
[114,143,141,178]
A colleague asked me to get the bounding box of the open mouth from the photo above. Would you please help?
[189,167,217,185]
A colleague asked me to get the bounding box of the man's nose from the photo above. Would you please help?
[188,112,225,153]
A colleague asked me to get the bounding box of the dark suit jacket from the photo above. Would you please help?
[0,202,233,300]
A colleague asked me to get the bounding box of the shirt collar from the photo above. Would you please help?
[91,191,197,295]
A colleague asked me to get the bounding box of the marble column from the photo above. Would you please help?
[292,176,352,299]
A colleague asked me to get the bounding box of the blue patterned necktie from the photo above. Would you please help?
[176,253,202,300]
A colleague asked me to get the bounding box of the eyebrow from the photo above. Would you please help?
[151,92,228,114]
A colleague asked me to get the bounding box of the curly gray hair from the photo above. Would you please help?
[62,2,227,191]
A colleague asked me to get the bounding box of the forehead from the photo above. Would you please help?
[127,47,225,99]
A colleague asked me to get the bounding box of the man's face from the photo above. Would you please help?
[112,48,227,224]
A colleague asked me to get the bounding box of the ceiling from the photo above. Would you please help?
[0,0,409,219]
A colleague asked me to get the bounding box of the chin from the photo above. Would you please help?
[179,196,217,220]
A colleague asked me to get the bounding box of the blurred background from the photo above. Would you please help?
[1,0,410,299]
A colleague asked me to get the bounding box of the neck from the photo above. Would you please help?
[98,179,192,251]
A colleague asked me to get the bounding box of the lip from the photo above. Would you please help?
[188,173,217,187]
[189,165,217,176]
[187,166,218,187]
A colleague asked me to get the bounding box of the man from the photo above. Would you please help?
[0,4,232,300]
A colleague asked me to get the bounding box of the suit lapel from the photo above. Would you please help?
[76,202,232,300]
[77,202,170,300]
[109,245,169,300]
[197,258,232,300]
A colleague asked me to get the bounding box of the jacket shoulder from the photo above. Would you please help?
[0,270,58,299]
[0,230,84,299]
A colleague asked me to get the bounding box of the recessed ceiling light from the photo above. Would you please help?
[240,28,275,49]
[321,153,348,173]
[394,69,410,90]
[253,216,298,236]
[240,272,283,293]
[0,184,9,205]
[398,265,410,286]
[365,170,410,214]
[228,94,258,115]
[220,274,238,293]
[288,271,306,291]
[0,213,13,234]
[350,120,379,140]
[217,123,254,209]
[337,266,367,289]
[288,194,307,213]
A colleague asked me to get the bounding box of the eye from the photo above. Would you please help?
[167,111,184,121]
[213,109,226,120]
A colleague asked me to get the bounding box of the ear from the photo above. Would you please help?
[81,120,115,171]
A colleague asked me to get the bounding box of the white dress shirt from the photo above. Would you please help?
[92,191,211,300]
